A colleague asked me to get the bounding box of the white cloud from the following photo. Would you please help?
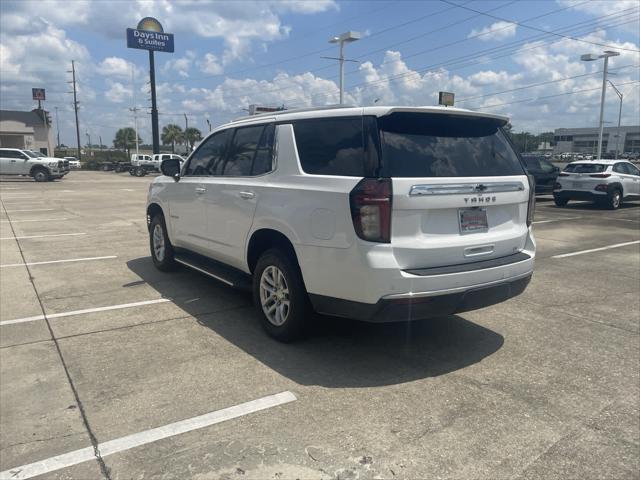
[104,81,132,103]
[198,53,224,75]
[96,57,141,79]
[469,21,517,41]
[557,0,640,33]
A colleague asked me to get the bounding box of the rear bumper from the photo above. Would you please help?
[553,190,606,201]
[309,274,532,322]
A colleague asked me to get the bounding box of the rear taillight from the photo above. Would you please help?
[589,173,611,178]
[595,184,609,192]
[558,172,570,177]
[526,174,535,227]
[349,178,392,243]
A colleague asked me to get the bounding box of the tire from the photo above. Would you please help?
[32,168,50,182]
[553,195,568,207]
[134,167,146,177]
[253,248,311,342]
[149,214,176,271]
[606,189,622,210]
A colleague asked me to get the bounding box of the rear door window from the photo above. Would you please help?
[378,113,524,177]
[223,125,265,176]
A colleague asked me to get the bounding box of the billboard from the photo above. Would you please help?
[32,88,46,101]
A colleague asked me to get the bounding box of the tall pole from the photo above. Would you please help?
[55,106,60,148]
[71,60,81,160]
[99,135,103,150]
[596,55,609,159]
[149,51,160,154]
[206,118,211,132]
[339,40,344,105]
[130,65,139,155]
[607,81,623,160]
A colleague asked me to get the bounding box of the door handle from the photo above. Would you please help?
[239,191,255,199]
[10,160,16,163]
[195,187,206,194]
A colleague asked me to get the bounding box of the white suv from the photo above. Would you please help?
[553,160,640,209]
[146,106,536,341]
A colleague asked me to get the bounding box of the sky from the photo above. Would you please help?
[0,0,638,148]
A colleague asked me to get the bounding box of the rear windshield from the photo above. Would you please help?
[564,163,607,173]
[378,112,524,177]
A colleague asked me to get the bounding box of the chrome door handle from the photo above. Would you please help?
[239,191,255,199]
[195,187,206,194]
[10,160,16,163]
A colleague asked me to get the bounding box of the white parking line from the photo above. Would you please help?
[0,255,116,268]
[552,240,640,259]
[0,391,297,480]
[0,298,170,326]
[0,233,87,241]
[0,218,68,223]
[4,208,55,213]
[121,188,135,192]
[533,216,582,225]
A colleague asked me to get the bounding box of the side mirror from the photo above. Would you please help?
[160,158,181,181]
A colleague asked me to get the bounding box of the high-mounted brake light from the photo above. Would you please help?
[349,178,392,243]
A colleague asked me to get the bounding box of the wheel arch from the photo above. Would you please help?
[246,228,300,274]
[146,202,165,231]
[29,164,50,176]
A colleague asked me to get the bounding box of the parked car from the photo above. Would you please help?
[522,155,560,194]
[64,156,81,169]
[151,153,184,171]
[0,148,68,181]
[553,160,640,209]
[131,154,152,166]
[146,105,536,341]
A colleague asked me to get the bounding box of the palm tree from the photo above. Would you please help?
[113,128,141,157]
[184,127,203,150]
[161,124,184,153]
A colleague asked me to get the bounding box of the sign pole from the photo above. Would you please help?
[149,50,160,155]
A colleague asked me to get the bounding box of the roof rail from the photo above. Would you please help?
[231,104,355,122]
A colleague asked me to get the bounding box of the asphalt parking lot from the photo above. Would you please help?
[1,171,638,480]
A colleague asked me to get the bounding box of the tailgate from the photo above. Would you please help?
[391,176,530,270]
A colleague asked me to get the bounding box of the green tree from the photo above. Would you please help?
[113,128,141,157]
[161,124,184,153]
[184,127,203,150]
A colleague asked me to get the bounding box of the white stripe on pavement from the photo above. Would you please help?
[0,233,87,241]
[0,218,68,223]
[552,240,640,259]
[4,208,55,212]
[0,298,170,326]
[533,216,582,225]
[0,391,297,480]
[0,255,116,268]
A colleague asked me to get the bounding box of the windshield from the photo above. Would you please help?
[564,163,607,173]
[23,150,39,158]
[378,113,524,177]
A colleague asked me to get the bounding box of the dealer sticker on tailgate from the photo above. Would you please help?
[459,208,488,234]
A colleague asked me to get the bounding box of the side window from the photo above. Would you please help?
[184,129,231,176]
[252,124,275,175]
[524,158,540,169]
[626,163,640,176]
[613,163,626,174]
[0,150,17,158]
[223,125,265,176]
[293,117,365,176]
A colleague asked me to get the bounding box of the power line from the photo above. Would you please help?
[474,79,639,110]
[439,0,640,53]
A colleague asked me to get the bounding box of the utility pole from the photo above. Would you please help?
[67,60,82,160]
[206,118,211,132]
[184,113,189,154]
[99,135,103,150]
[324,31,361,104]
[129,65,140,155]
[54,106,60,148]
[149,51,159,154]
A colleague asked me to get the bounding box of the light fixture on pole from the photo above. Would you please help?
[323,31,361,105]
[580,50,619,159]
[607,80,623,159]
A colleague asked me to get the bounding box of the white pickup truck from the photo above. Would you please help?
[0,148,69,181]
[131,153,183,172]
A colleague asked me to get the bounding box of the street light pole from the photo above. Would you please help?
[607,80,623,159]
[580,50,619,159]
[325,31,361,105]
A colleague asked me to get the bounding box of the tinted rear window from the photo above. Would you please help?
[378,113,524,177]
[564,163,607,173]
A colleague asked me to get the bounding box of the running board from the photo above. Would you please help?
[174,250,252,291]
